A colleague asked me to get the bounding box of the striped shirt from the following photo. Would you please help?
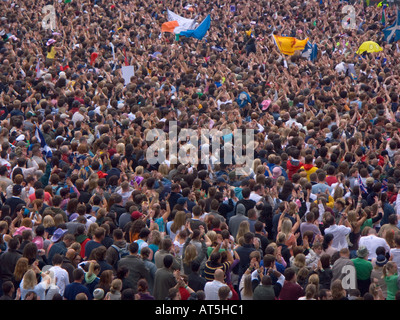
[203,261,231,282]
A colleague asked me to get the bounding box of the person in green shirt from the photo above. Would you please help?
[360,205,383,233]
[383,261,399,300]
[351,246,373,296]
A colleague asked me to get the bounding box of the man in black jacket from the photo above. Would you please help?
[234,187,256,216]
[0,237,21,295]
[168,183,182,210]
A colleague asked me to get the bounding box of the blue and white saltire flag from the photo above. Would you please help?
[35,126,52,159]
[301,41,318,61]
[180,15,211,40]
[383,10,400,43]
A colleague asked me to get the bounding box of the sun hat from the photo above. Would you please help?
[356,246,369,259]
[46,39,56,46]
[261,99,271,111]
[50,228,68,242]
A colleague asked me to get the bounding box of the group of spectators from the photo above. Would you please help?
[1,0,400,301]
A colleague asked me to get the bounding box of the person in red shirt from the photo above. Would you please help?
[278,267,305,300]
[325,165,338,186]
[286,149,304,181]
[28,188,52,206]
[178,274,194,300]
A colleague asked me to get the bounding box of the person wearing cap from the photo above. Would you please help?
[93,288,105,300]
[176,197,189,213]
[47,230,75,266]
[351,246,373,296]
[370,254,388,299]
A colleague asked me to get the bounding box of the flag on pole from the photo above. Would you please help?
[381,2,388,25]
[180,15,211,40]
[381,179,388,192]
[35,58,41,79]
[301,41,318,61]
[272,34,309,55]
[123,48,128,66]
[358,174,368,194]
[161,9,198,34]
[35,126,52,159]
[383,10,400,43]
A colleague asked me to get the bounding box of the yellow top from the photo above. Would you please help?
[47,46,56,59]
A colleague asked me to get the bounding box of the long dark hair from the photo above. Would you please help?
[279,180,294,202]
[322,233,334,251]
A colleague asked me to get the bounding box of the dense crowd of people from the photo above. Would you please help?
[1,0,400,301]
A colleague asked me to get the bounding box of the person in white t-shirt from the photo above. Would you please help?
[204,269,227,300]
[48,253,70,296]
[323,213,351,250]
[358,228,391,260]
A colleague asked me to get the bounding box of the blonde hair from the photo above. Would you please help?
[116,143,125,155]
[242,274,253,298]
[207,230,217,245]
[347,210,358,225]
[236,220,250,243]
[158,164,169,177]
[276,232,287,245]
[43,215,55,228]
[308,273,320,293]
[170,211,186,233]
[252,159,262,173]
[135,166,144,175]
[183,244,197,266]
[22,269,37,290]
[281,218,293,237]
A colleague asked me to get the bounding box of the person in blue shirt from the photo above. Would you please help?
[64,268,92,300]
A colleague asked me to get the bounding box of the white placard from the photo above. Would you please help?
[121,65,135,86]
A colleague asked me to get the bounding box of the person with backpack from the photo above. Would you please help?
[106,228,129,271]
[117,242,149,293]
